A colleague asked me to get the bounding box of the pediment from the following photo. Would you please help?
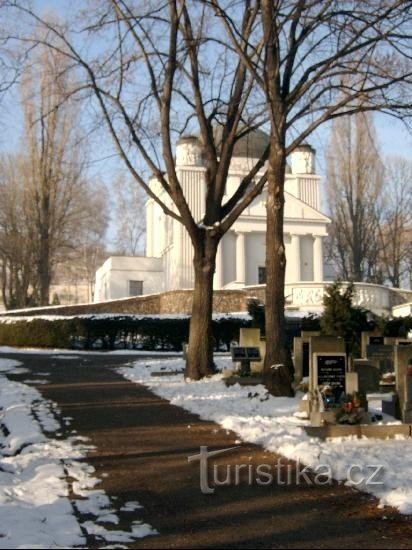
[246,191,330,223]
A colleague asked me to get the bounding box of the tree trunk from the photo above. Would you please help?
[38,231,50,306]
[263,141,294,396]
[38,189,51,306]
[185,237,218,380]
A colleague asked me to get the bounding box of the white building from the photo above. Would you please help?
[94,132,411,315]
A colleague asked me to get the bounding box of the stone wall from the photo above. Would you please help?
[1,289,250,317]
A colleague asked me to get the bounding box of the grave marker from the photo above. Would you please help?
[312,352,347,402]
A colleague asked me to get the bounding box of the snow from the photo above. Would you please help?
[0,312,251,323]
[0,358,157,548]
[119,356,412,515]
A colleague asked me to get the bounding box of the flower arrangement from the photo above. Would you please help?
[334,393,363,424]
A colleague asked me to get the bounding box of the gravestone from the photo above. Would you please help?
[404,377,412,423]
[231,346,261,376]
[310,336,346,380]
[395,346,412,422]
[239,328,265,373]
[312,353,347,403]
[366,344,394,374]
[354,361,380,394]
[361,331,384,358]
[396,339,412,347]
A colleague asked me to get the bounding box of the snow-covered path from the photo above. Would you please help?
[0,357,156,548]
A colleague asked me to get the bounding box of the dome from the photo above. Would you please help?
[213,127,269,159]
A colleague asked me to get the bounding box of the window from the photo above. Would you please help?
[258,266,266,284]
[129,280,143,296]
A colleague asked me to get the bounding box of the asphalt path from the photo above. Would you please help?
[1,350,411,549]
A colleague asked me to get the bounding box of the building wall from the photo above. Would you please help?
[94,256,163,302]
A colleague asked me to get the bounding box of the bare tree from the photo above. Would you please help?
[113,175,146,256]
[0,41,108,309]
[20,44,109,305]
[3,1,271,379]
[326,113,384,283]
[0,146,108,309]
[212,0,412,394]
[0,155,37,308]
[378,156,412,288]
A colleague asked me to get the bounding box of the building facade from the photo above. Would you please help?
[95,133,333,305]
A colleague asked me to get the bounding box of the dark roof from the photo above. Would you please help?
[215,127,269,159]
[177,128,270,159]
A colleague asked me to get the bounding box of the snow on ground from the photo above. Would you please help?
[119,356,412,515]
[0,358,156,548]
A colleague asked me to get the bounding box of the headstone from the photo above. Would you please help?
[239,328,265,373]
[309,336,346,384]
[312,353,347,402]
[231,346,261,376]
[366,344,394,374]
[355,361,380,394]
[370,336,385,345]
[361,331,384,358]
[404,376,412,423]
[396,339,412,347]
[395,346,412,422]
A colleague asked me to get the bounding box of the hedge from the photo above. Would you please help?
[0,314,251,351]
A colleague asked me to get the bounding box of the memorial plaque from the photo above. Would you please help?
[315,354,346,401]
[231,347,247,360]
[366,344,394,374]
[397,340,412,346]
[231,346,261,377]
[366,344,394,359]
[246,347,261,360]
[231,347,261,362]
[369,336,384,345]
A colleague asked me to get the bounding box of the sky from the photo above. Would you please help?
[1,1,411,245]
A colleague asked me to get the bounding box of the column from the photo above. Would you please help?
[290,234,301,281]
[214,241,223,289]
[313,235,323,282]
[235,232,246,284]
[146,200,153,256]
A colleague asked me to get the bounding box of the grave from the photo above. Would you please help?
[361,330,384,358]
[299,337,346,424]
[365,344,394,374]
[354,360,380,394]
[230,346,261,377]
[311,352,347,403]
[395,346,412,422]
[239,328,265,373]
[309,336,346,379]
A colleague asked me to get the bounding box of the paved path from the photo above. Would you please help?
[1,351,411,549]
